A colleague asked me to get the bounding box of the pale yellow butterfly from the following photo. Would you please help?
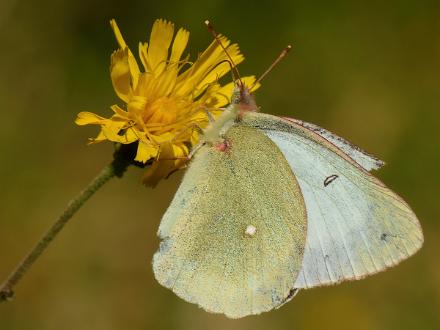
[153,25,423,318]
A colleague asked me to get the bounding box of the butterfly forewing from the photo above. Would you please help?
[242,112,423,289]
[153,125,307,318]
[281,117,385,171]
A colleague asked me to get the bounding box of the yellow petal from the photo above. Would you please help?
[171,142,189,158]
[110,19,140,88]
[149,28,189,97]
[88,131,107,144]
[174,36,243,96]
[127,95,148,117]
[134,72,157,98]
[147,19,174,75]
[150,66,178,98]
[110,19,127,48]
[75,112,106,125]
[194,43,244,95]
[109,125,139,144]
[189,129,200,146]
[75,113,126,144]
[170,28,189,65]
[110,104,129,118]
[100,119,128,142]
[138,42,149,72]
[135,140,159,162]
[123,127,141,143]
[142,142,188,187]
[149,131,175,144]
[110,49,132,103]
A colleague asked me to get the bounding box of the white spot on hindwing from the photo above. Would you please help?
[245,225,257,237]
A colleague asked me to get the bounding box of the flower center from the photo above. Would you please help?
[148,97,180,125]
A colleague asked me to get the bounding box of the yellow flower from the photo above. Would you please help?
[76,19,258,186]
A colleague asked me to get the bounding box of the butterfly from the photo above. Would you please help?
[152,34,423,318]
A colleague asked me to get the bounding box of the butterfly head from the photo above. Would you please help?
[231,82,259,116]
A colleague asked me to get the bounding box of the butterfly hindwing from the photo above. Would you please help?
[153,125,307,318]
[243,112,423,289]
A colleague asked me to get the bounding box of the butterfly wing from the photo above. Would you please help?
[243,112,423,289]
[153,125,307,318]
[281,117,385,171]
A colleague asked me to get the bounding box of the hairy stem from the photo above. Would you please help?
[0,156,130,302]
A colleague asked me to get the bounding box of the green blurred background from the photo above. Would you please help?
[0,0,439,329]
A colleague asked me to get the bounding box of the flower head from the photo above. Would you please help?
[76,19,258,186]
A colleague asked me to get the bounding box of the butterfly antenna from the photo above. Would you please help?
[204,20,243,87]
[251,45,292,89]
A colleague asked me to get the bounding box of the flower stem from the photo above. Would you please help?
[0,154,130,302]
